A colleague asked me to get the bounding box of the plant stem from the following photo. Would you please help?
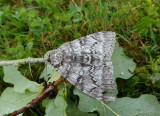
[0,57,46,66]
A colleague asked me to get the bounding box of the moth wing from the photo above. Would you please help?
[49,31,116,102]
[59,31,116,61]
[57,60,115,102]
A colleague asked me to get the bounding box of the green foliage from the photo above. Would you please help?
[0,0,160,115]
[0,87,40,116]
[112,42,136,79]
[74,89,160,116]
[3,65,42,93]
[0,66,42,115]
[67,93,97,116]
[42,84,67,116]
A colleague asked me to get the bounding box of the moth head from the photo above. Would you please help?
[47,49,63,68]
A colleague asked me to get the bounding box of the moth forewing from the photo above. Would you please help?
[47,31,116,102]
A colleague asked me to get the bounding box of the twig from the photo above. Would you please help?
[4,77,65,116]
[0,57,46,66]
[72,0,78,7]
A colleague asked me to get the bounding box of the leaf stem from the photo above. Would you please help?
[101,101,120,116]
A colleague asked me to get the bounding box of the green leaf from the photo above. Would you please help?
[126,75,139,87]
[20,8,27,16]
[121,5,130,13]
[54,12,73,22]
[48,70,61,83]
[67,93,97,116]
[3,65,42,93]
[26,41,33,50]
[42,85,67,116]
[39,63,54,81]
[74,88,160,116]
[0,87,40,115]
[112,42,136,79]
[132,16,155,31]
[42,17,50,24]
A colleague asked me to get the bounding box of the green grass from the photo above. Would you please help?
[0,0,160,115]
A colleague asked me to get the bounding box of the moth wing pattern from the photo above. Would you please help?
[47,31,116,102]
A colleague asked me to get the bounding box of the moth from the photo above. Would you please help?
[47,31,116,102]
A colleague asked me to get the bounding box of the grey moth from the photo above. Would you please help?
[47,31,116,102]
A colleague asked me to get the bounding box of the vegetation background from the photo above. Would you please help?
[0,0,160,115]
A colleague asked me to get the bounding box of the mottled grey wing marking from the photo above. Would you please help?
[47,31,116,102]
